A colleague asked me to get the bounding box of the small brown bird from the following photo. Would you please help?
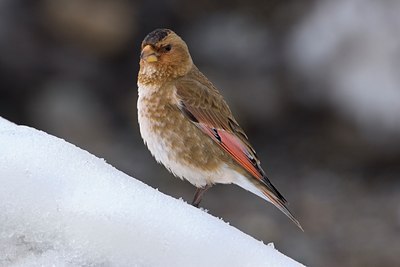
[137,28,302,230]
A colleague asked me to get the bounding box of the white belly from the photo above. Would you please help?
[137,84,224,187]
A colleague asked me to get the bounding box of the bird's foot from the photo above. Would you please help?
[191,184,211,207]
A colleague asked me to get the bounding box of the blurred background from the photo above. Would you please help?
[1,0,400,266]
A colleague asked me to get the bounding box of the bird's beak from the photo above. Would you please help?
[140,45,158,63]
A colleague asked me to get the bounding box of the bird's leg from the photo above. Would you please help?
[191,184,212,207]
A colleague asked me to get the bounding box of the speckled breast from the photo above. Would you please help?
[137,84,225,186]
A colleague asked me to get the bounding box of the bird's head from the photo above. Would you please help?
[139,29,193,83]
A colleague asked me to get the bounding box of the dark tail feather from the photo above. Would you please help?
[260,185,304,231]
[261,175,288,204]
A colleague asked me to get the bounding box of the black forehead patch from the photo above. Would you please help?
[142,29,172,46]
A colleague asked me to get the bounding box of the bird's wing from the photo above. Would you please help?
[175,77,303,230]
[176,77,303,230]
[175,77,287,203]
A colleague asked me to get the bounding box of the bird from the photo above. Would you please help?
[137,28,302,230]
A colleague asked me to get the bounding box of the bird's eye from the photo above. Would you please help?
[162,44,172,52]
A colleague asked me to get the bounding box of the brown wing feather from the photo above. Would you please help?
[175,69,287,203]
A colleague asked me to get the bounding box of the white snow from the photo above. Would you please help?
[0,117,303,267]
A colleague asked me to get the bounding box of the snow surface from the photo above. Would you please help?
[0,117,303,267]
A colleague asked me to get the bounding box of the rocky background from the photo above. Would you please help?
[1,0,400,266]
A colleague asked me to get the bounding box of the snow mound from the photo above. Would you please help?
[0,117,303,266]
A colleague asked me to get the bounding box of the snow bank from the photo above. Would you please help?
[0,117,303,267]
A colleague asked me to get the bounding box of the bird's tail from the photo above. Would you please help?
[234,173,303,231]
[260,185,304,231]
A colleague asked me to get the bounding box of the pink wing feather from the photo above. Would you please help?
[175,75,303,230]
[199,125,263,180]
